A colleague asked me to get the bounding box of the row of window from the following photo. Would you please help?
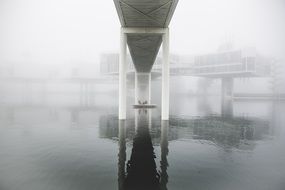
[195,63,256,74]
[194,51,243,66]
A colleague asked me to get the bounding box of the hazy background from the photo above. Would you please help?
[1,0,285,73]
[1,1,285,190]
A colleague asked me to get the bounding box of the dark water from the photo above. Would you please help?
[0,91,285,190]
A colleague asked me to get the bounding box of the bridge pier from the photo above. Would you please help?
[135,72,151,105]
[119,28,127,120]
[162,28,170,120]
[119,27,170,120]
[221,77,233,99]
[221,77,233,117]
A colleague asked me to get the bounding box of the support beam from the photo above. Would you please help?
[122,27,167,34]
[221,77,233,118]
[148,72,151,104]
[162,28,170,120]
[119,27,168,120]
[135,71,138,104]
[221,77,234,99]
[119,1,162,26]
[134,72,151,105]
[146,1,173,15]
[119,28,127,120]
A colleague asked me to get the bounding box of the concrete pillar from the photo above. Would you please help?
[221,77,233,99]
[221,77,233,118]
[148,73,151,104]
[135,71,138,104]
[119,28,127,120]
[162,28,170,120]
[134,72,151,105]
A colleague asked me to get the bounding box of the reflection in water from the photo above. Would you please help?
[102,111,270,154]
[125,112,159,190]
[221,98,233,118]
[170,115,269,149]
[160,121,169,190]
[197,97,213,116]
[118,110,169,190]
[0,88,284,190]
[118,120,126,190]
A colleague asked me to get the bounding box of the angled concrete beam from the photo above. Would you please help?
[113,0,126,26]
[119,1,162,26]
[146,1,173,15]
[122,27,167,34]
[164,0,179,26]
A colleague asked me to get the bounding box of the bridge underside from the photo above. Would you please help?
[114,0,178,72]
[114,0,179,120]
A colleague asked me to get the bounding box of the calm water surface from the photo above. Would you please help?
[0,91,285,190]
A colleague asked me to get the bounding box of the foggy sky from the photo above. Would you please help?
[0,0,285,67]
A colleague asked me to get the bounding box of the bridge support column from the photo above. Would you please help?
[221,78,234,117]
[119,28,127,120]
[162,28,170,120]
[135,72,151,105]
[221,77,233,99]
[119,27,169,120]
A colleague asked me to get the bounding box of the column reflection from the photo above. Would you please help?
[118,120,126,190]
[160,120,169,190]
[118,109,169,190]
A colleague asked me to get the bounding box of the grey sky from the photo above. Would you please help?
[0,0,285,65]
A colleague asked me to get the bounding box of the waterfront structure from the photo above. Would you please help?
[100,47,273,98]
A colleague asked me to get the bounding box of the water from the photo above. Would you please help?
[0,88,285,190]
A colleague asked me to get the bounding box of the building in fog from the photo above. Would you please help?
[100,47,284,97]
[0,62,99,79]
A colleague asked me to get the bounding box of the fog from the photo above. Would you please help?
[1,0,285,107]
[1,0,285,68]
[1,1,285,190]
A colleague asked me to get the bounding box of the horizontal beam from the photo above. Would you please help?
[122,27,168,34]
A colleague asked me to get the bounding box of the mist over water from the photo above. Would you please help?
[1,0,285,190]
[0,86,284,190]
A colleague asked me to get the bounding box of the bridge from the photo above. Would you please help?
[113,0,179,120]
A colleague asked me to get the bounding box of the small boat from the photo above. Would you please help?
[133,104,156,109]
